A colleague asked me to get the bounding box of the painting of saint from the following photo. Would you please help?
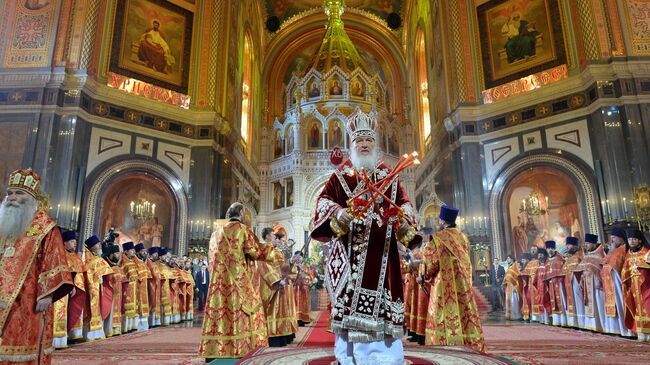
[286,179,294,207]
[511,216,528,257]
[387,132,399,155]
[274,130,283,158]
[479,0,565,88]
[328,121,343,149]
[111,0,192,92]
[351,79,364,97]
[273,182,284,210]
[308,82,320,98]
[330,79,342,95]
[309,122,322,149]
[286,125,294,153]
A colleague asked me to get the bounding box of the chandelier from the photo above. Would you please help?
[520,193,548,216]
[130,198,156,222]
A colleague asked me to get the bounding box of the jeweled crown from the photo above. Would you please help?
[346,107,377,141]
[8,168,41,198]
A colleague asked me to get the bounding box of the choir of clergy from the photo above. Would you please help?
[49,235,197,349]
[499,227,650,342]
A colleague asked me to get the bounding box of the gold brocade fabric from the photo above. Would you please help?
[119,256,139,324]
[504,262,521,320]
[108,264,127,336]
[198,221,269,358]
[422,228,485,353]
[544,254,566,314]
[562,254,582,315]
[621,246,650,337]
[519,259,540,320]
[295,265,314,322]
[134,257,151,317]
[158,263,173,319]
[53,252,87,343]
[146,259,161,321]
[84,249,113,334]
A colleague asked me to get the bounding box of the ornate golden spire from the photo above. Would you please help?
[306,0,367,74]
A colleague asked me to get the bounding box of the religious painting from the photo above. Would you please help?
[99,175,173,248]
[110,0,193,93]
[307,80,321,98]
[308,121,323,150]
[286,125,295,153]
[272,181,284,210]
[351,77,365,98]
[374,80,384,105]
[274,129,284,159]
[285,178,294,207]
[478,0,566,89]
[505,169,581,259]
[329,78,343,96]
[327,120,344,149]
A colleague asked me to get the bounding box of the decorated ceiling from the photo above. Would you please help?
[265,0,403,24]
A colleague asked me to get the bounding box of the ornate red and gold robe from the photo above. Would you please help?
[182,269,194,321]
[173,267,186,322]
[0,210,73,364]
[533,261,551,323]
[415,262,430,338]
[108,264,127,336]
[83,249,113,340]
[519,259,539,321]
[311,160,419,343]
[158,262,174,325]
[119,255,139,331]
[562,253,582,327]
[600,245,632,336]
[503,262,522,320]
[543,254,567,326]
[134,256,151,329]
[53,251,86,348]
[146,259,161,327]
[422,228,485,352]
[256,247,285,337]
[295,264,314,323]
[198,220,271,358]
[575,245,605,331]
[621,246,650,341]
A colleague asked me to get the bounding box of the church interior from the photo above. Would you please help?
[1,0,650,364]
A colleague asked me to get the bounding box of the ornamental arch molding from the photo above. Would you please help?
[488,153,601,259]
[81,158,189,254]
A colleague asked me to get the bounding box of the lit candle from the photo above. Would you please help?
[473,217,477,229]
[623,197,628,215]
[522,199,526,211]
[190,220,194,239]
[71,206,75,224]
[152,204,156,216]
[56,204,60,220]
[130,201,134,213]
[606,199,611,220]
[545,196,549,208]
[483,217,488,230]
[202,220,206,238]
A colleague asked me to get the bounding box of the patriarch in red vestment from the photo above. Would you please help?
[0,168,73,364]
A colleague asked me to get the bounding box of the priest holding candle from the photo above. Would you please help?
[311,107,421,365]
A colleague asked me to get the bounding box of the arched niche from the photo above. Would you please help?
[489,154,601,260]
[81,158,189,254]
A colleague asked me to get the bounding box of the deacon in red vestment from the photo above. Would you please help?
[543,239,567,327]
[0,169,73,364]
[311,107,420,365]
[53,229,87,348]
[621,229,650,342]
[532,247,551,324]
[600,227,633,336]
[146,246,162,327]
[574,233,605,332]
[421,206,485,352]
[561,237,583,328]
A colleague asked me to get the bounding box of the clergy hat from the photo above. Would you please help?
[346,106,377,141]
[439,205,459,224]
[585,233,598,244]
[84,235,101,249]
[8,168,41,198]
[134,242,145,252]
[148,247,159,255]
[106,244,120,255]
[544,240,556,249]
[159,247,169,256]
[61,229,77,242]
[522,253,533,260]
[626,229,645,241]
[122,241,135,251]
[611,227,625,238]
[566,236,579,246]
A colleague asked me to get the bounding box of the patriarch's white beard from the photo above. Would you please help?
[350,148,379,172]
[0,198,38,242]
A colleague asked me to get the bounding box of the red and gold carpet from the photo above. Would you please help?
[50,312,650,364]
